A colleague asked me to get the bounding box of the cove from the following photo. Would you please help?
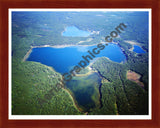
[27,43,126,74]
[66,72,102,112]
[62,26,91,37]
[133,45,146,53]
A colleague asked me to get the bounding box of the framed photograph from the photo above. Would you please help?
[0,0,160,128]
[9,8,151,120]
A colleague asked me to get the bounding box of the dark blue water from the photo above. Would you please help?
[27,43,126,74]
[62,26,91,37]
[133,45,146,53]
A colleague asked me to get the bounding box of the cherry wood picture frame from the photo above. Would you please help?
[0,0,160,128]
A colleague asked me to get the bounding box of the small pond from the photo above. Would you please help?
[62,26,91,37]
[133,45,146,53]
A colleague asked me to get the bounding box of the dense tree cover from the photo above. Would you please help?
[89,82,118,115]
[12,60,81,115]
[12,11,149,47]
[91,57,148,115]
[124,80,148,114]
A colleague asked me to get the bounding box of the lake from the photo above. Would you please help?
[62,26,91,37]
[27,43,126,111]
[27,43,126,74]
[133,45,146,53]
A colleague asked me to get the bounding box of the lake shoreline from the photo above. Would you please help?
[22,44,100,62]
[22,44,103,114]
[22,48,33,62]
[45,64,84,113]
[22,41,124,62]
[22,43,126,114]
[124,40,146,53]
[62,87,84,113]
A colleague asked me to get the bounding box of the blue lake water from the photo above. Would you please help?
[133,45,146,53]
[27,43,126,74]
[62,26,91,37]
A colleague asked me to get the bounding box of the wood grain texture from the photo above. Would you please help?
[0,0,160,128]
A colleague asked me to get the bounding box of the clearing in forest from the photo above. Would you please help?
[126,70,144,88]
